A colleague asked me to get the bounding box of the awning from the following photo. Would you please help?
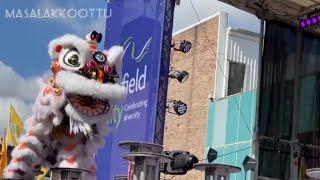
[219,0,320,31]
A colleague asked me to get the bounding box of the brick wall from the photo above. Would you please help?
[162,15,219,180]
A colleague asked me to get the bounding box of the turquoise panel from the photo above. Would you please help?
[214,99,228,146]
[238,91,255,142]
[251,91,256,130]
[214,146,225,164]
[223,145,237,166]
[206,103,215,148]
[230,174,237,180]
[226,96,240,144]
[236,142,252,165]
[205,90,257,180]
[236,142,252,179]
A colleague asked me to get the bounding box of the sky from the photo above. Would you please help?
[173,0,260,33]
[0,0,260,134]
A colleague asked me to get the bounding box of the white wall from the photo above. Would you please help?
[214,12,228,100]
[214,19,260,99]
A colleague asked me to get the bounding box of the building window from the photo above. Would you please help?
[227,61,246,96]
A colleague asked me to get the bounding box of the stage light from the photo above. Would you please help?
[173,100,187,116]
[207,148,217,163]
[312,16,317,24]
[242,156,257,171]
[306,19,311,26]
[169,70,189,83]
[161,151,199,175]
[300,20,306,28]
[172,40,192,53]
[166,100,188,116]
[300,14,320,29]
[299,8,320,29]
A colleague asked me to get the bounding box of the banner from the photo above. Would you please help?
[95,0,167,179]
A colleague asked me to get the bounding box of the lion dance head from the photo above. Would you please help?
[49,31,126,134]
[4,31,126,179]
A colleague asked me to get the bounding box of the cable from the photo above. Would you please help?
[188,0,254,139]
[199,146,250,164]
[217,146,251,158]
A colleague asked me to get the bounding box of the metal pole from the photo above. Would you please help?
[253,18,265,180]
[154,0,176,145]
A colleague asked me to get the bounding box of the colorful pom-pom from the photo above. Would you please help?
[104,65,113,74]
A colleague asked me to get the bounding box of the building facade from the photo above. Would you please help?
[163,12,219,180]
[163,12,260,180]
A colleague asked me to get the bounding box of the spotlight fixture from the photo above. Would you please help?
[166,100,188,116]
[242,156,257,180]
[298,7,320,29]
[242,156,257,172]
[169,70,189,83]
[207,148,217,163]
[161,151,199,175]
[299,15,320,29]
[172,40,192,53]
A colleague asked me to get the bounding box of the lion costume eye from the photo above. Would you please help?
[63,49,80,67]
[58,47,84,71]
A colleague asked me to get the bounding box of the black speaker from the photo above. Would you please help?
[207,148,217,163]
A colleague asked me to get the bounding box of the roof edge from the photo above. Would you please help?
[227,27,260,38]
[173,12,222,36]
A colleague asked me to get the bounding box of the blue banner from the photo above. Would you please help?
[95,0,167,179]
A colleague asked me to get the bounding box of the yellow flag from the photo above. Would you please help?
[37,166,49,180]
[7,127,17,146]
[10,104,24,137]
[0,130,8,178]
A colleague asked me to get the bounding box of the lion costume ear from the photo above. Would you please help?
[49,43,63,59]
[104,46,124,79]
[48,34,90,60]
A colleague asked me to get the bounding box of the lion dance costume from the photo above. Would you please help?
[4,31,126,179]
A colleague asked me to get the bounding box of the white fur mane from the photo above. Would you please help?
[48,34,90,60]
[56,71,126,100]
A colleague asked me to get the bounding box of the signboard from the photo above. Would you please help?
[95,0,169,179]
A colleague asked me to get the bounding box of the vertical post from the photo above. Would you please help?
[253,18,265,180]
[154,0,176,144]
[290,28,302,180]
